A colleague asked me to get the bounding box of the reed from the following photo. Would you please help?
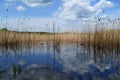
[84,18,120,51]
[0,30,83,45]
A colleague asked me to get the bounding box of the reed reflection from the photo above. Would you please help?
[0,43,120,80]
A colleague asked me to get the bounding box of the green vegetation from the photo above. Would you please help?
[0,70,3,78]
[12,65,23,77]
[0,28,8,31]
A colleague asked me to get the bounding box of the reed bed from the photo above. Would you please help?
[83,18,120,51]
[2,25,120,52]
[0,30,83,45]
[86,29,120,50]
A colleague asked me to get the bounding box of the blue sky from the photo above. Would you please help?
[0,0,61,18]
[0,0,120,32]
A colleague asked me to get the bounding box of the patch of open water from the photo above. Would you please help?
[0,43,120,80]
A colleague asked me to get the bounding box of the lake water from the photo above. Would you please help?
[0,42,120,80]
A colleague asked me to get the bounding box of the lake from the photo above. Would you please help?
[0,42,120,80]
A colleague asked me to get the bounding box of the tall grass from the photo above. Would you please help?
[84,17,120,51]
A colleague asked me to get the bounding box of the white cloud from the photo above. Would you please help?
[118,10,120,13]
[100,14,108,18]
[16,5,26,11]
[7,17,60,32]
[22,0,53,7]
[6,0,53,7]
[55,0,114,20]
[94,0,113,9]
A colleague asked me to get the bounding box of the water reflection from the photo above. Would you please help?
[0,43,120,80]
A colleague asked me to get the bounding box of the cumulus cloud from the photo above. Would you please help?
[22,0,53,7]
[55,0,114,20]
[6,0,53,7]
[94,0,113,9]
[16,5,26,11]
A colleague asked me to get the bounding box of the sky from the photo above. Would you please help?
[0,0,120,32]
